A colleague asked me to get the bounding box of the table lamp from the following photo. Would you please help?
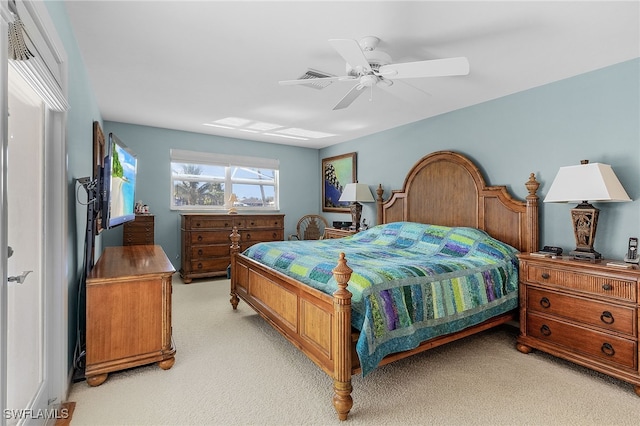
[544,160,631,259]
[338,183,374,231]
[226,193,239,215]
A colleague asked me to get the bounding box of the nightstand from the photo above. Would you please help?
[324,227,356,239]
[516,254,640,396]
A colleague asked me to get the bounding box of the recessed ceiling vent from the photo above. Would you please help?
[296,68,335,90]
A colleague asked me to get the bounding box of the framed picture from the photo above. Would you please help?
[322,152,356,212]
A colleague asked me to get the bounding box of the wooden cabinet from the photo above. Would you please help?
[324,227,357,239]
[516,254,640,396]
[180,213,284,283]
[123,214,154,245]
[85,245,175,386]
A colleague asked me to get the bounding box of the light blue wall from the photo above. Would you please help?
[321,59,640,260]
[100,123,319,268]
[45,2,103,366]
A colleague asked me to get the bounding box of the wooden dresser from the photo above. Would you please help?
[324,227,357,239]
[180,213,284,283]
[85,245,175,386]
[516,254,640,396]
[123,214,154,245]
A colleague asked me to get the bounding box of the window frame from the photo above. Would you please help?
[170,149,279,212]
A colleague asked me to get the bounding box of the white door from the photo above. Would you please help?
[5,66,48,425]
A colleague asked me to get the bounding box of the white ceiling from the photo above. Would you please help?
[65,1,639,149]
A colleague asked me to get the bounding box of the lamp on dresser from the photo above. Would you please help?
[338,182,374,231]
[544,160,631,259]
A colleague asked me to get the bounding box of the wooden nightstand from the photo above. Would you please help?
[324,227,357,239]
[516,254,640,396]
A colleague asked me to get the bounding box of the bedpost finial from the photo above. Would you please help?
[525,173,540,197]
[332,252,353,293]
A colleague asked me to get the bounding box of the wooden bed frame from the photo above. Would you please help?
[229,151,540,420]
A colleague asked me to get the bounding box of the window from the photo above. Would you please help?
[170,149,279,211]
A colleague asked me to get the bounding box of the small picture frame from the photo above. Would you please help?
[322,152,356,212]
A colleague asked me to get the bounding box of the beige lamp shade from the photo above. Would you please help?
[544,162,631,203]
[339,183,375,203]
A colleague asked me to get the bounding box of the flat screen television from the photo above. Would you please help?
[100,133,137,229]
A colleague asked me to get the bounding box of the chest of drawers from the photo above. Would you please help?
[180,213,284,283]
[122,214,154,245]
[516,254,640,396]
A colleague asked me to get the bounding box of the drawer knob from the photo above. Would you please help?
[602,283,613,291]
[197,262,203,269]
[540,324,552,336]
[246,233,251,240]
[541,272,550,279]
[196,222,201,227]
[197,235,203,242]
[198,249,203,256]
[539,297,551,309]
[601,343,615,357]
[600,311,615,325]
[272,232,277,239]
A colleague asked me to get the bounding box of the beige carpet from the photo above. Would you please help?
[67,274,640,425]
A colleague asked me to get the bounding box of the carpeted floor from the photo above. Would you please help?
[67,274,640,425]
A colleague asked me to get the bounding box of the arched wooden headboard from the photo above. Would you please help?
[376,151,540,253]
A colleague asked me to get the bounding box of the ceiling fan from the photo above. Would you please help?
[279,36,470,110]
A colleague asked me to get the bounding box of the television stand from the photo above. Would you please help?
[85,245,176,386]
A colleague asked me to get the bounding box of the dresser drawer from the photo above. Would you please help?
[527,265,636,301]
[190,257,231,273]
[184,217,245,230]
[132,215,154,224]
[527,287,635,336]
[527,313,637,370]
[123,234,154,245]
[189,231,234,245]
[240,229,284,243]
[190,244,230,259]
[245,216,284,229]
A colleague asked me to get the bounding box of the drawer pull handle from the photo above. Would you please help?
[540,324,552,336]
[541,272,550,279]
[246,233,251,240]
[196,222,201,227]
[539,297,551,309]
[197,249,203,256]
[225,223,229,227]
[197,235,203,242]
[272,232,277,238]
[601,343,615,357]
[600,311,615,325]
[602,283,612,291]
[197,262,203,269]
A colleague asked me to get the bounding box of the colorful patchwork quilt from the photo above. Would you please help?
[242,222,519,376]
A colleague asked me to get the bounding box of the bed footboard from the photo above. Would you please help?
[230,228,354,420]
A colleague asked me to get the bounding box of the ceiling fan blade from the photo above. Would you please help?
[379,57,470,79]
[333,84,366,110]
[378,79,432,104]
[279,76,355,86]
[329,39,372,74]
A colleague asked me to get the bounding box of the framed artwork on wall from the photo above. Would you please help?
[322,152,356,212]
